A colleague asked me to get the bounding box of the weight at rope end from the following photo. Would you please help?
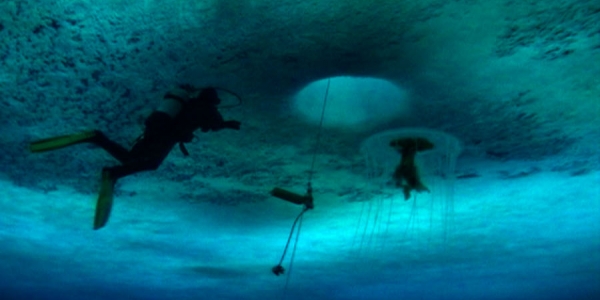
[272,265,285,276]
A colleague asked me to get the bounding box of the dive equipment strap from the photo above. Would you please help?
[179,142,190,156]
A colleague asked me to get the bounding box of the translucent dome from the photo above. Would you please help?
[361,128,462,189]
[353,128,462,253]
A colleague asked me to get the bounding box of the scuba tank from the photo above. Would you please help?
[155,86,203,156]
[157,86,194,118]
[154,85,233,156]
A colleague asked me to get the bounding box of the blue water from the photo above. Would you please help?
[1,0,599,299]
[1,160,598,299]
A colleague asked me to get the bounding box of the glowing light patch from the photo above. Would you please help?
[292,77,409,129]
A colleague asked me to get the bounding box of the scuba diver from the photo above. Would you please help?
[30,85,241,230]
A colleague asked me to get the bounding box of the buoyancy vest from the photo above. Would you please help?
[156,87,198,156]
[156,86,224,156]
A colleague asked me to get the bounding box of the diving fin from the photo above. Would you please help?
[402,185,411,200]
[93,170,115,230]
[30,130,97,153]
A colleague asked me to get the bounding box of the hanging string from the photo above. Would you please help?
[284,208,305,290]
[276,79,330,272]
[274,207,310,275]
[277,78,331,297]
[308,78,331,184]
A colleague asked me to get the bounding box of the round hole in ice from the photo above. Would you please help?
[292,76,409,129]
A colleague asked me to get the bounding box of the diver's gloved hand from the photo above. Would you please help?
[224,120,241,130]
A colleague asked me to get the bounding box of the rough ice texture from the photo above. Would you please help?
[494,0,600,59]
[414,90,577,160]
[0,0,598,194]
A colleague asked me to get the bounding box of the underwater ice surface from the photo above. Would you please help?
[2,0,600,299]
[0,164,598,300]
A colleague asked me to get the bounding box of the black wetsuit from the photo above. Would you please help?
[89,88,240,180]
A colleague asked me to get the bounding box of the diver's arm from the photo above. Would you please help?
[203,120,240,132]
[201,106,241,131]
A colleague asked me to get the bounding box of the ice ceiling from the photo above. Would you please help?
[0,0,599,299]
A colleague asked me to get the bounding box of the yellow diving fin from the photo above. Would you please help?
[93,170,115,230]
[30,130,97,153]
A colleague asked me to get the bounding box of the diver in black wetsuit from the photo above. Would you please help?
[30,85,241,229]
[95,86,240,180]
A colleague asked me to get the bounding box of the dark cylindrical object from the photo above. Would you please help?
[271,187,310,206]
[271,187,306,205]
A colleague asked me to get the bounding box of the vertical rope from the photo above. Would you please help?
[276,208,309,268]
[284,213,304,291]
[281,78,330,299]
[308,78,331,184]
